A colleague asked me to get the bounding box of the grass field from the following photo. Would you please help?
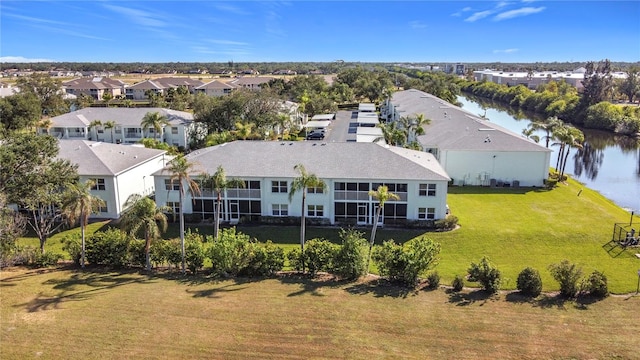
[18,177,640,293]
[1,267,639,360]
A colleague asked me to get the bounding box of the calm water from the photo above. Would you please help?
[457,95,640,213]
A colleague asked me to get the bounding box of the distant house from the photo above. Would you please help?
[382,89,551,187]
[153,141,450,226]
[125,77,205,100]
[57,140,169,219]
[194,80,237,97]
[39,107,196,149]
[230,76,275,90]
[273,69,297,75]
[63,77,127,99]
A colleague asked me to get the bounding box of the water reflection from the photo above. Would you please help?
[458,94,640,211]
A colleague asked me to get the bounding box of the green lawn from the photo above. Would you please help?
[1,267,639,359]
[18,177,640,293]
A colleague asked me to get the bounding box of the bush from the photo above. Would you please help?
[516,267,542,297]
[452,275,465,292]
[581,270,608,298]
[86,228,130,267]
[426,272,440,289]
[128,239,147,268]
[468,256,502,293]
[372,237,441,287]
[287,248,304,272]
[151,239,181,269]
[242,241,285,277]
[548,260,582,298]
[61,234,82,266]
[434,215,458,231]
[331,228,367,280]
[208,227,253,276]
[185,237,206,274]
[304,239,338,275]
[33,252,63,268]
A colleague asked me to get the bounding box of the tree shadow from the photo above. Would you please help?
[344,278,418,299]
[446,289,499,306]
[278,272,352,297]
[184,281,250,299]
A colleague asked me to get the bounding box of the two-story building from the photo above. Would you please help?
[194,80,237,97]
[39,107,196,149]
[125,77,205,100]
[153,141,450,227]
[63,77,127,99]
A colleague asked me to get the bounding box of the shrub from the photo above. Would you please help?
[128,239,147,268]
[373,237,441,287]
[516,267,542,297]
[242,241,285,277]
[426,272,440,289]
[151,239,181,269]
[33,252,63,268]
[331,228,367,280]
[208,227,253,276]
[61,234,82,266]
[548,260,582,298]
[185,237,206,274]
[581,270,608,298]
[304,238,338,275]
[86,228,130,267]
[468,256,502,293]
[452,275,465,292]
[434,215,458,231]
[287,248,304,272]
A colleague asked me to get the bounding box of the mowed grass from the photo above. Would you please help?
[18,176,640,293]
[1,267,639,360]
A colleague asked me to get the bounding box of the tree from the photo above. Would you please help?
[103,120,116,143]
[200,166,245,240]
[523,116,563,148]
[580,59,613,109]
[16,73,67,116]
[233,121,254,140]
[0,134,79,253]
[288,164,326,272]
[399,113,430,145]
[0,92,42,134]
[120,194,169,271]
[619,66,640,103]
[167,154,201,274]
[376,121,405,146]
[548,260,582,298]
[366,185,400,273]
[88,119,102,141]
[0,192,26,259]
[141,111,169,141]
[61,180,105,268]
[468,256,502,293]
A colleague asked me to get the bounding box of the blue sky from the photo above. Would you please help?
[1,1,638,63]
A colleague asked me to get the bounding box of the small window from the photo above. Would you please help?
[307,205,324,217]
[418,207,435,220]
[164,179,180,191]
[308,185,324,194]
[171,127,178,134]
[166,201,180,214]
[419,184,436,197]
[271,181,287,193]
[98,204,108,213]
[91,178,106,191]
[272,204,288,216]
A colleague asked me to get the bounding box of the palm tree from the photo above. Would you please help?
[62,179,105,269]
[167,154,201,274]
[120,194,169,271]
[234,121,254,140]
[559,126,584,180]
[200,166,245,240]
[376,121,405,146]
[103,120,116,143]
[288,164,326,271]
[88,120,102,141]
[525,116,563,148]
[366,185,400,273]
[141,111,170,141]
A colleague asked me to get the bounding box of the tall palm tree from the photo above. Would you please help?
[200,166,245,240]
[376,121,405,146]
[141,111,170,141]
[525,116,563,148]
[103,120,116,143]
[366,185,400,273]
[120,194,169,271]
[167,154,201,274]
[559,126,584,180]
[88,120,102,141]
[289,164,326,271]
[62,179,105,269]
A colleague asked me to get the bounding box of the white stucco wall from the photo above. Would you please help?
[441,150,550,187]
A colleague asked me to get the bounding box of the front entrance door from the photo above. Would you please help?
[357,203,368,225]
[229,200,240,223]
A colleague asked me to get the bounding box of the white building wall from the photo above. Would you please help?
[441,150,550,187]
[80,176,118,219]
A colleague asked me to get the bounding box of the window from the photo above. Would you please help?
[166,201,180,214]
[419,183,436,197]
[308,185,324,194]
[418,207,435,220]
[307,205,324,217]
[272,204,288,216]
[91,178,106,191]
[98,204,108,213]
[271,181,287,193]
[171,127,178,134]
[164,179,180,191]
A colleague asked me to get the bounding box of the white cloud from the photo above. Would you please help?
[465,10,493,22]
[493,48,519,54]
[0,56,54,63]
[103,4,166,28]
[409,21,427,29]
[212,3,251,16]
[207,39,249,46]
[494,6,545,21]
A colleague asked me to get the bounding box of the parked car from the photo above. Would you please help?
[306,131,325,140]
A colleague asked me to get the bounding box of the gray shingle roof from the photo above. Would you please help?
[48,108,194,127]
[57,140,167,176]
[195,80,237,90]
[155,141,449,181]
[391,89,550,152]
